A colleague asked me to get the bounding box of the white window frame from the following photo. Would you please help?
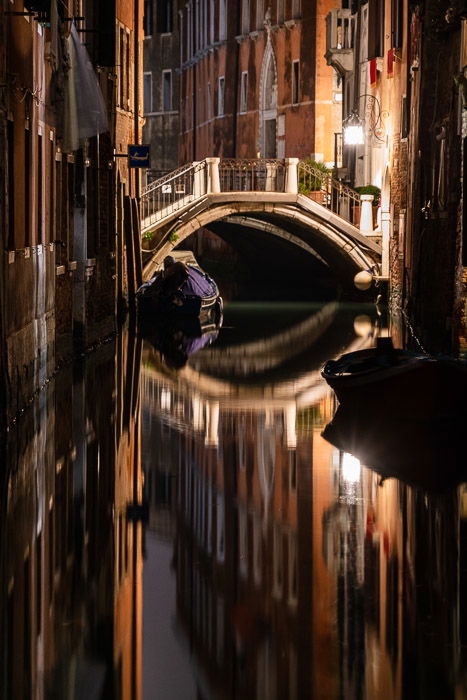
[239,71,248,113]
[143,71,152,113]
[218,76,225,116]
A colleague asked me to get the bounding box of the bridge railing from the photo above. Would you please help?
[297,160,362,226]
[219,159,286,192]
[140,157,371,232]
[140,161,207,226]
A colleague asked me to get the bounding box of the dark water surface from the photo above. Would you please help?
[2,303,467,699]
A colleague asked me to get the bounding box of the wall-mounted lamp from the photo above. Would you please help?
[342,110,364,145]
[343,94,385,145]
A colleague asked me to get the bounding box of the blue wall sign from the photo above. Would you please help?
[128,144,150,168]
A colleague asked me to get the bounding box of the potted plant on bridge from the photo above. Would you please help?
[298,159,332,205]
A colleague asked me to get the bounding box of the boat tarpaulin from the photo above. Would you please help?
[181,266,217,298]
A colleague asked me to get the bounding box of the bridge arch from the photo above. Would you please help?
[143,198,380,283]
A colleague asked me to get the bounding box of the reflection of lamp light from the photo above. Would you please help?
[342,453,361,483]
[342,110,364,145]
[343,94,386,145]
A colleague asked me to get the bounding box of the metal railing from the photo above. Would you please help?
[140,157,363,232]
[219,159,286,192]
[298,161,361,226]
[140,161,207,226]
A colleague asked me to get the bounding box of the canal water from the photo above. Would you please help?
[2,301,467,699]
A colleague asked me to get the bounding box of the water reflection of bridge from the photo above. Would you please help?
[142,303,374,448]
[141,310,467,700]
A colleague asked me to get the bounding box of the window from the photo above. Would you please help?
[209,0,215,43]
[391,0,403,49]
[179,9,184,63]
[240,71,248,113]
[25,124,30,247]
[242,0,249,34]
[144,0,153,35]
[157,0,173,33]
[401,94,408,139]
[162,70,172,111]
[119,27,124,107]
[292,60,299,104]
[368,0,384,59]
[289,450,297,490]
[7,119,14,249]
[37,132,43,244]
[49,136,55,246]
[218,76,225,116]
[207,82,212,120]
[126,31,130,109]
[219,0,227,40]
[256,0,263,29]
[143,72,152,112]
[187,4,192,57]
[291,0,301,18]
[277,0,284,24]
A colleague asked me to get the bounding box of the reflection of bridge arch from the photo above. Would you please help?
[143,196,381,281]
[141,303,374,448]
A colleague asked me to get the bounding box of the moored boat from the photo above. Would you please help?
[137,251,223,325]
[321,337,467,418]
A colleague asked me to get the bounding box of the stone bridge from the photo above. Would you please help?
[140,158,387,289]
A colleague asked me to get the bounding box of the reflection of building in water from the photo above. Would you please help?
[142,348,467,699]
[1,334,143,699]
[321,446,467,699]
[141,356,336,698]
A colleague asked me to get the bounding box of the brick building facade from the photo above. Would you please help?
[177,0,341,164]
[326,0,467,354]
[142,0,180,180]
[0,0,144,423]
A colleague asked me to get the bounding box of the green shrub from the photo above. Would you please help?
[355,185,381,205]
[299,159,332,192]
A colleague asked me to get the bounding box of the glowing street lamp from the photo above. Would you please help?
[342,109,364,145]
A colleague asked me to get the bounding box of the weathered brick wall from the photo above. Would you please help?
[4,249,56,421]
[406,6,463,354]
[389,137,408,314]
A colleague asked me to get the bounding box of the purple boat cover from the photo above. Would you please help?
[181,265,217,298]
